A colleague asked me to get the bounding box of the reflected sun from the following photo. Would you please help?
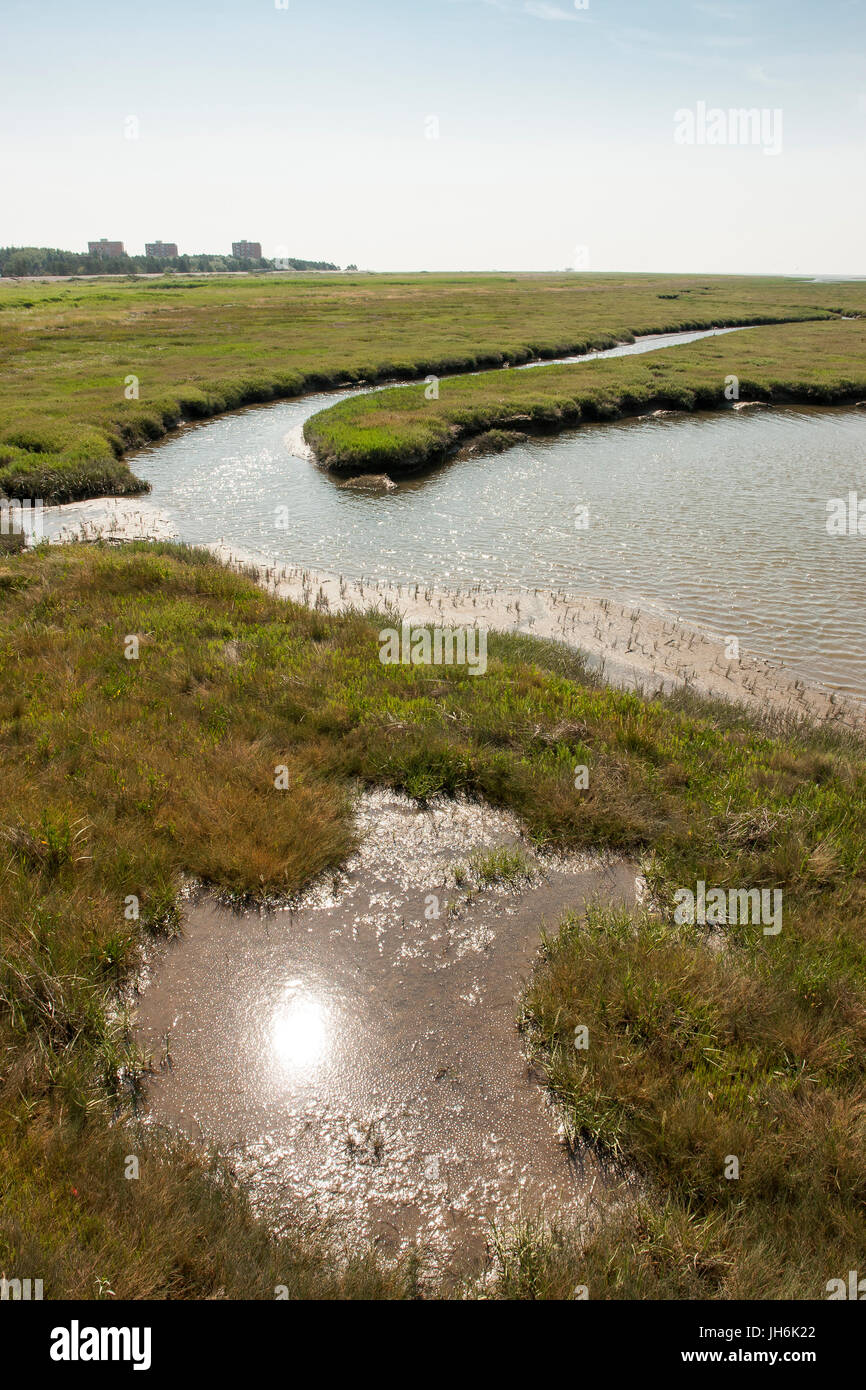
[271,991,329,1070]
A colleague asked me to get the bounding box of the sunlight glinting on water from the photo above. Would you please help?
[129,352,866,696]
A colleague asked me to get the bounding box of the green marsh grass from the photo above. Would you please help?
[1,543,865,1296]
[2,271,864,501]
[305,317,866,473]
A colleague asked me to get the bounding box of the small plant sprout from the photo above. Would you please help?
[466,845,533,888]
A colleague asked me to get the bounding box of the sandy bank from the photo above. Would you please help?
[214,545,865,730]
[35,496,866,730]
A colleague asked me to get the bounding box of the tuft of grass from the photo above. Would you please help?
[462,845,535,888]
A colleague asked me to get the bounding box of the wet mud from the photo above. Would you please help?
[135,791,640,1263]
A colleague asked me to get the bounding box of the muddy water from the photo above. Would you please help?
[136,791,639,1261]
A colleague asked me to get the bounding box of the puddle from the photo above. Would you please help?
[135,790,640,1265]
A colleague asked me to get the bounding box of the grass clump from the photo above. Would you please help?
[454,845,535,889]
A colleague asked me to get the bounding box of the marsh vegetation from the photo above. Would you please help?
[2,272,863,503]
[305,318,866,474]
[2,543,865,1296]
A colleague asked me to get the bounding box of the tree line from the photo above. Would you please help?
[0,247,341,276]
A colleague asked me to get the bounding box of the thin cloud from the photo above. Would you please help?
[693,1,746,19]
[523,2,591,20]
[447,0,591,18]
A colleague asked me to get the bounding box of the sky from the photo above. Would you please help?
[0,0,864,273]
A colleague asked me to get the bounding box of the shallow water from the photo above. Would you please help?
[123,332,866,696]
[136,792,639,1262]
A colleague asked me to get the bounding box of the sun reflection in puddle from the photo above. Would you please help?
[270,985,330,1071]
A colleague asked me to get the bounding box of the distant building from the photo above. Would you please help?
[232,240,262,260]
[88,239,125,259]
[145,241,178,259]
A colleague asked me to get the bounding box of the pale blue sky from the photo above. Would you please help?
[1,0,863,271]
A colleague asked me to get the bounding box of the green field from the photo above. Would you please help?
[304,316,866,474]
[2,542,866,1298]
[2,271,865,502]
[3,270,866,1300]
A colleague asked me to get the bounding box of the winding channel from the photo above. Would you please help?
[81,323,866,697]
